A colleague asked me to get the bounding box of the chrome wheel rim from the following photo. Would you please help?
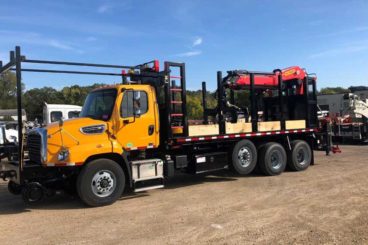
[91,170,116,197]
[270,151,282,170]
[238,147,251,167]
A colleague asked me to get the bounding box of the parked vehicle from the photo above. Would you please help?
[0,108,26,143]
[0,47,333,206]
[0,123,5,145]
[318,93,368,143]
[43,103,82,125]
[0,109,27,122]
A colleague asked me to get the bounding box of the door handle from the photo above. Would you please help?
[148,125,154,135]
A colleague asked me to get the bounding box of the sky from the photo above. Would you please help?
[1,0,368,91]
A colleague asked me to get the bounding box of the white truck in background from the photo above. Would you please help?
[0,104,82,144]
[0,109,27,143]
[317,93,368,143]
[0,124,6,145]
[43,103,82,125]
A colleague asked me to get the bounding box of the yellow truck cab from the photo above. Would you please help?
[0,46,333,206]
[45,84,160,167]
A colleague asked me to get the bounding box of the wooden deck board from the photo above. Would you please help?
[188,120,306,136]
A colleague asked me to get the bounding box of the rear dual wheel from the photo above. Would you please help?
[288,140,312,171]
[232,140,311,176]
[258,142,287,176]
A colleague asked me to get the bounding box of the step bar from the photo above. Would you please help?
[134,185,164,193]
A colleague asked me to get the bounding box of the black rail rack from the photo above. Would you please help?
[201,69,318,135]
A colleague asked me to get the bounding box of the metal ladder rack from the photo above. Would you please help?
[164,62,188,138]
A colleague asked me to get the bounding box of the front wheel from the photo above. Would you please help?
[77,159,125,207]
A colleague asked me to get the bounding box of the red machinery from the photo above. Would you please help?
[225,66,315,95]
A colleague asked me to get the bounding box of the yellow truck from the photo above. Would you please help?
[0,46,331,206]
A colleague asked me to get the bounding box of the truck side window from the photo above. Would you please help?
[121,91,148,118]
[68,111,80,119]
[50,111,62,122]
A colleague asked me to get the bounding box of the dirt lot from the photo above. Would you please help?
[1,145,368,244]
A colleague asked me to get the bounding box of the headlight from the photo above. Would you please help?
[58,148,69,161]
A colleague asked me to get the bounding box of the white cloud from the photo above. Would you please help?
[193,37,203,47]
[97,4,111,13]
[0,30,83,53]
[48,40,74,50]
[176,37,203,57]
[177,50,202,57]
[0,12,142,37]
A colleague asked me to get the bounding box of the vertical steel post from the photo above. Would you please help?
[312,78,318,127]
[15,46,23,176]
[202,81,208,124]
[250,73,258,132]
[277,71,285,130]
[10,51,15,62]
[122,73,127,84]
[217,71,225,134]
[304,77,310,128]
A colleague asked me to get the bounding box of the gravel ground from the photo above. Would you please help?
[1,145,368,244]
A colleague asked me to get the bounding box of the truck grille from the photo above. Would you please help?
[27,132,42,164]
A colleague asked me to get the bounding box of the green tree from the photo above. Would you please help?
[186,90,217,119]
[187,92,203,119]
[23,87,64,121]
[23,83,104,121]
[319,87,350,95]
[348,86,368,92]
[0,71,23,109]
[61,83,104,105]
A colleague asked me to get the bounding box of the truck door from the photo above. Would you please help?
[115,86,159,150]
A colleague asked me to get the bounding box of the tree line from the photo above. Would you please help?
[1,71,367,121]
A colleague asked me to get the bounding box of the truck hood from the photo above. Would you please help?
[46,117,107,132]
[45,117,112,164]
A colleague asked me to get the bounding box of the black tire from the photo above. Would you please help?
[22,182,44,204]
[8,181,22,195]
[287,140,312,171]
[259,142,287,176]
[231,139,257,175]
[77,158,125,207]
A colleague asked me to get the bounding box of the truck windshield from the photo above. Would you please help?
[80,89,117,121]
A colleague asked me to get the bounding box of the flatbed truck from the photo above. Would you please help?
[0,46,331,206]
